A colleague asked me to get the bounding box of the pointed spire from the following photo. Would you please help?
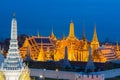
[37,39,45,61]
[68,20,75,38]
[92,24,98,42]
[50,27,57,40]
[51,28,55,37]
[2,13,23,70]
[116,41,119,51]
[85,46,95,72]
[91,24,99,52]
[1,14,31,80]
[37,31,40,38]
[11,13,17,40]
[51,27,54,36]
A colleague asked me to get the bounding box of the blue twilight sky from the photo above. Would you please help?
[0,0,120,42]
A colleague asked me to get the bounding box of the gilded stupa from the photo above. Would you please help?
[37,40,46,61]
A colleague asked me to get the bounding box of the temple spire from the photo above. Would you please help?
[68,20,75,38]
[11,13,17,40]
[0,13,31,80]
[92,24,98,42]
[51,27,54,36]
[116,41,119,51]
[51,28,55,37]
[4,13,21,69]
[50,28,57,40]
[37,31,40,38]
[37,39,45,61]
[91,24,100,52]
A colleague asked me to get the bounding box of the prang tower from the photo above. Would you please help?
[0,13,31,80]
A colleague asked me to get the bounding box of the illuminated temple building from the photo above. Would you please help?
[0,14,31,80]
[19,21,120,63]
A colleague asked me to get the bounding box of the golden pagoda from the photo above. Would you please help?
[67,20,77,40]
[66,21,80,61]
[37,41,46,61]
[91,24,100,53]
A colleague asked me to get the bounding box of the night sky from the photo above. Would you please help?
[0,0,120,42]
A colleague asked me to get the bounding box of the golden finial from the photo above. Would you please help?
[92,23,98,42]
[51,27,54,35]
[37,31,40,38]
